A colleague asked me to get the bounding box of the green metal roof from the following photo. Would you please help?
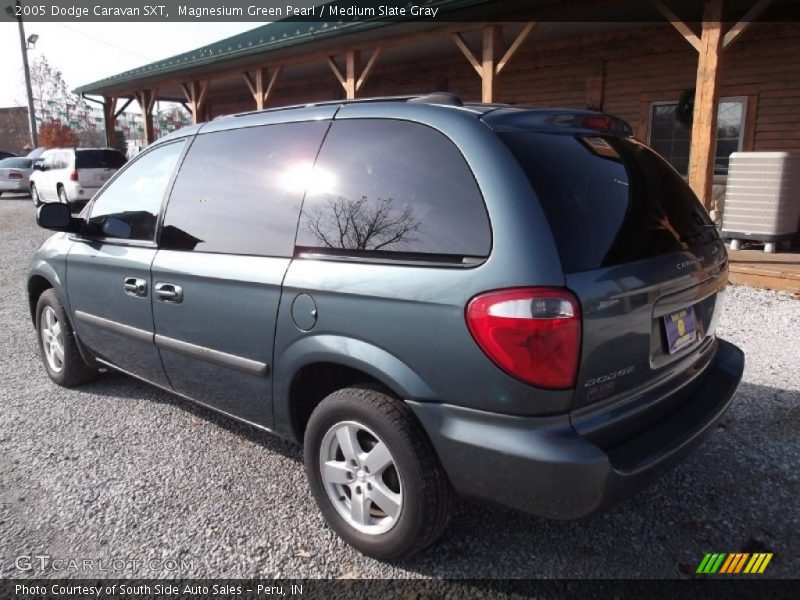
[74,0,492,95]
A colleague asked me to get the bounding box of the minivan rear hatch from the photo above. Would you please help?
[76,149,126,188]
[498,127,728,409]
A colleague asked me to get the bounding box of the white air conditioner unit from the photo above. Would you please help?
[721,151,800,253]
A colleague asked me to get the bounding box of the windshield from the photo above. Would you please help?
[0,158,32,169]
[500,132,718,273]
[76,150,126,169]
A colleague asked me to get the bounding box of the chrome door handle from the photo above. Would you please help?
[123,277,147,297]
[154,282,183,303]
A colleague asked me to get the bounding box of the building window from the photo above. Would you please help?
[648,97,746,177]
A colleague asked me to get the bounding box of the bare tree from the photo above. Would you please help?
[24,55,109,147]
[27,56,74,122]
[76,127,106,148]
[303,196,420,251]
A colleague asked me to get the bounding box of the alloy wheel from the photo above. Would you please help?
[319,420,403,535]
[40,306,65,372]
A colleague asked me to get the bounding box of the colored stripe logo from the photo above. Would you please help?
[696,552,773,574]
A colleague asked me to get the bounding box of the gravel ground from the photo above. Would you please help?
[1,194,798,579]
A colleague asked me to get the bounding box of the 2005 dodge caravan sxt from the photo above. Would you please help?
[29,93,744,559]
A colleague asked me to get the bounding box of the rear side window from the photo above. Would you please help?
[0,158,32,169]
[160,121,329,257]
[53,152,69,170]
[76,150,126,169]
[296,119,491,261]
[500,132,716,273]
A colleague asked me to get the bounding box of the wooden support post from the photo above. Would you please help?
[243,66,282,110]
[345,50,359,99]
[102,97,117,148]
[653,0,773,207]
[181,80,209,124]
[134,89,157,145]
[328,49,381,99]
[453,23,536,103]
[688,0,725,207]
[481,25,501,103]
[585,61,605,111]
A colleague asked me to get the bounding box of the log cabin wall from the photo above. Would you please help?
[200,19,799,217]
[206,21,800,153]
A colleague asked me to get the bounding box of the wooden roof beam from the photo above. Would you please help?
[263,66,282,104]
[356,47,382,92]
[181,80,209,123]
[134,88,157,114]
[113,97,134,119]
[650,0,701,52]
[496,22,537,75]
[723,0,773,49]
[452,32,482,76]
[242,71,257,98]
[326,56,346,88]
[243,67,282,110]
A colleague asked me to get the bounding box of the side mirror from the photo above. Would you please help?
[33,161,44,171]
[37,203,79,232]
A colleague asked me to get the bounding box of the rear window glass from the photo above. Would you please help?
[500,132,717,273]
[76,150,126,169]
[0,158,32,169]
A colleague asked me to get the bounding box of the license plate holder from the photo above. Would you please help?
[663,306,697,354]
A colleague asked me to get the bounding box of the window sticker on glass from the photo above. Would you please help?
[580,136,620,159]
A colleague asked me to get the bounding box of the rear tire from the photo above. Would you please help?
[35,289,98,387]
[30,184,40,207]
[58,186,69,205]
[304,385,453,559]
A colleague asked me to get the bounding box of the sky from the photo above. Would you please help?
[0,22,258,110]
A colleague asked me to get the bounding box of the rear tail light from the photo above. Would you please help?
[466,288,581,389]
[581,115,613,131]
[69,170,79,182]
[545,112,633,136]
[8,171,23,179]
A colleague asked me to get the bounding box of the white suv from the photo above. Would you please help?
[30,147,126,208]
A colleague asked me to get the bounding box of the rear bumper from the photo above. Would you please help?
[65,182,98,203]
[409,338,744,519]
[0,180,28,192]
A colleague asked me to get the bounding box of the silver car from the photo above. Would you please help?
[0,157,34,197]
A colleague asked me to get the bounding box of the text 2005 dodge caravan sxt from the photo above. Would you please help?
[29,93,743,559]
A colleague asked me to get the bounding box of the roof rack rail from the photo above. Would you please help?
[408,92,463,106]
[217,93,467,120]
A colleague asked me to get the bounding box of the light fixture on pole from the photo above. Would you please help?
[26,33,38,49]
[6,0,39,149]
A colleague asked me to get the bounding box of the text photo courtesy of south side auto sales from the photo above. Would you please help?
[1,0,799,596]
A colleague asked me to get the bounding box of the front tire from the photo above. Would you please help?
[30,184,40,206]
[35,289,98,387]
[304,385,453,559]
